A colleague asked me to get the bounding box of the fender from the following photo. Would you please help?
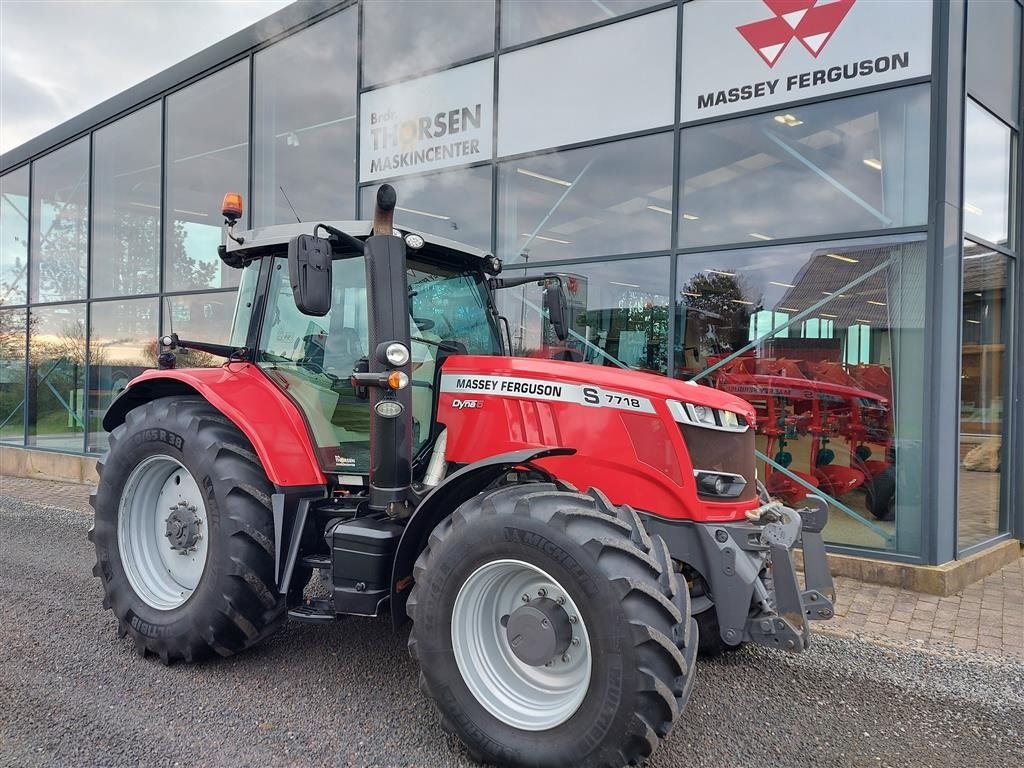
[389,446,575,628]
[102,364,326,488]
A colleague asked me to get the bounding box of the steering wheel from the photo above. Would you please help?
[298,334,327,376]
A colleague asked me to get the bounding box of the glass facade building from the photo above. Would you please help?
[1,0,1020,569]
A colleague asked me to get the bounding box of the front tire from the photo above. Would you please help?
[89,397,286,663]
[694,605,745,657]
[407,483,697,768]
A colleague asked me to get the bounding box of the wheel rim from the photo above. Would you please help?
[116,456,209,610]
[451,559,592,731]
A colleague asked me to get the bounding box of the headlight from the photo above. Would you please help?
[690,404,716,427]
[404,233,425,250]
[694,470,747,498]
[384,342,410,366]
[667,400,749,432]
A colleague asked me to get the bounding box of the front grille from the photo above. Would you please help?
[679,424,756,502]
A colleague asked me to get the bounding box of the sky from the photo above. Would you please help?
[0,0,293,155]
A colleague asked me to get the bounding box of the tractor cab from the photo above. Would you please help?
[226,218,503,478]
[161,188,569,492]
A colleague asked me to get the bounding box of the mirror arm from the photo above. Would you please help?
[488,272,562,291]
[497,315,514,355]
[315,223,365,254]
[160,333,248,361]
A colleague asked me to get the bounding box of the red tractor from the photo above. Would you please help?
[89,187,835,768]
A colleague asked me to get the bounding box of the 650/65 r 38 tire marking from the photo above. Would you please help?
[89,396,298,665]
[407,482,697,768]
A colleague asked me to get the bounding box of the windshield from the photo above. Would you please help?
[257,254,499,474]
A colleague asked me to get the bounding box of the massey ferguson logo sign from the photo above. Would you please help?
[737,0,855,67]
[680,0,931,122]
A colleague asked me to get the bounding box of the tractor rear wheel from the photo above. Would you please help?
[407,483,697,768]
[89,397,286,663]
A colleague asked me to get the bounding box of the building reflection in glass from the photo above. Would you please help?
[675,235,927,553]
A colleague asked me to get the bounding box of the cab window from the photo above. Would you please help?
[257,254,499,474]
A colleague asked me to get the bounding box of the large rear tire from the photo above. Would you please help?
[89,397,286,663]
[407,483,697,768]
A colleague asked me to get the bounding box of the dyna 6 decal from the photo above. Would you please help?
[439,374,656,414]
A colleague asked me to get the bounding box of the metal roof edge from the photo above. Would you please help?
[0,0,349,174]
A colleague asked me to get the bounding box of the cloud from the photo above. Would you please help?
[0,0,293,154]
[0,64,69,152]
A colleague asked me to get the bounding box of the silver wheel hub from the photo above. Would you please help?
[504,597,574,667]
[117,456,209,611]
[165,501,202,554]
[451,559,592,731]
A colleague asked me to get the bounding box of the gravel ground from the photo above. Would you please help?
[1,496,1022,768]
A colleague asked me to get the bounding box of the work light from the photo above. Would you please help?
[384,342,410,367]
[375,400,404,418]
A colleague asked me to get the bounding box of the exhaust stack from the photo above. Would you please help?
[372,183,397,236]
[363,185,413,514]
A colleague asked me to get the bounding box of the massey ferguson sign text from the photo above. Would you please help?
[360,60,493,183]
[680,0,932,122]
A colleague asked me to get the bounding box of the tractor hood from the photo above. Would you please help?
[435,355,760,524]
[440,355,757,425]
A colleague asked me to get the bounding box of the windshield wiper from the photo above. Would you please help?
[411,336,461,352]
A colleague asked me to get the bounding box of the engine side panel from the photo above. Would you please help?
[437,356,757,523]
[103,365,326,488]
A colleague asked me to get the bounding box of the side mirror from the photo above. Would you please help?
[288,234,332,317]
[542,280,569,342]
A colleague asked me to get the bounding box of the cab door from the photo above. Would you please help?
[257,255,372,474]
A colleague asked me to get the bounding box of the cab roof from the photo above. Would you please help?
[224,220,495,265]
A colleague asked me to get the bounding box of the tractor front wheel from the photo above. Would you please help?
[407,483,697,768]
[89,397,286,663]
[693,603,745,657]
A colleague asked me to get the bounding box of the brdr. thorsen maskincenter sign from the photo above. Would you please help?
[359,59,494,183]
[680,0,932,122]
